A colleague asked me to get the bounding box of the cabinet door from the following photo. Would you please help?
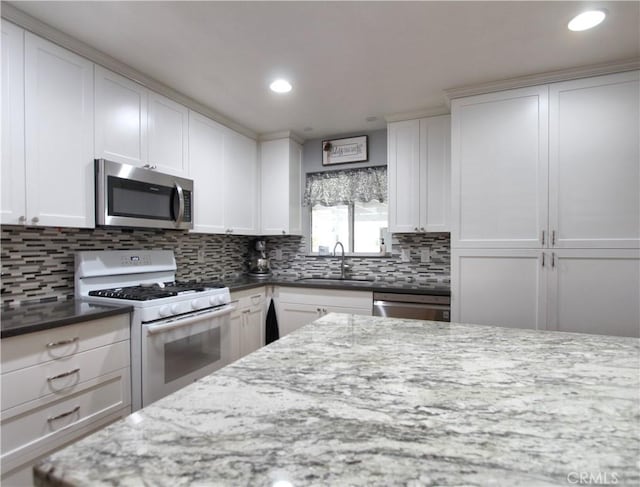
[388,119,420,233]
[549,71,640,248]
[189,111,225,233]
[95,66,148,166]
[260,138,290,235]
[228,309,243,363]
[420,115,451,232]
[148,92,189,176]
[547,249,639,337]
[24,33,94,228]
[278,303,321,337]
[288,140,302,235]
[224,130,258,234]
[240,306,264,356]
[260,138,301,235]
[451,86,548,248]
[451,249,546,330]
[1,21,25,225]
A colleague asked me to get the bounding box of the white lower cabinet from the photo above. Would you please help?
[451,249,546,330]
[230,288,266,362]
[547,249,640,337]
[0,314,132,485]
[276,287,373,337]
[452,249,640,337]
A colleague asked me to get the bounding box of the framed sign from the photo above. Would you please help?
[322,135,368,165]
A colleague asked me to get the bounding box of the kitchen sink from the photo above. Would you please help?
[295,277,374,286]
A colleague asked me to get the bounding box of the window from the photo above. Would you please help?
[304,167,389,255]
[311,201,388,254]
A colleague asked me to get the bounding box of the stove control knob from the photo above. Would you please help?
[171,304,181,314]
[191,299,201,310]
[216,295,226,305]
[209,296,218,306]
[159,305,170,317]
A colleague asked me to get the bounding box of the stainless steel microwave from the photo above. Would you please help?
[95,159,193,230]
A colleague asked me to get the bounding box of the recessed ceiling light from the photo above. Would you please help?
[270,79,292,93]
[303,127,313,132]
[366,116,378,122]
[568,10,606,31]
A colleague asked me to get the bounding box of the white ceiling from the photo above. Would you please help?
[6,1,640,138]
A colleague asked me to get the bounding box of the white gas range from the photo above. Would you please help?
[75,250,233,411]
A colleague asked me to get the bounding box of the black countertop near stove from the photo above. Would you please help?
[1,299,133,339]
[225,275,451,296]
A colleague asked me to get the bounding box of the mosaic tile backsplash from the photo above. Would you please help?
[1,226,449,306]
[1,226,253,306]
[265,233,450,285]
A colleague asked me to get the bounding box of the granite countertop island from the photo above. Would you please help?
[35,314,639,486]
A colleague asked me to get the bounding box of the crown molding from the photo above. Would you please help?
[1,3,258,140]
[444,57,640,101]
[258,130,305,144]
[384,105,450,123]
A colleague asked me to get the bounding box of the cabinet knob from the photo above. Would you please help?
[282,230,286,235]
[414,227,419,232]
[31,217,39,224]
[420,227,425,232]
[18,215,26,223]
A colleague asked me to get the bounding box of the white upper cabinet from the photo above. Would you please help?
[95,67,189,177]
[388,119,420,233]
[420,115,450,232]
[94,66,148,167]
[1,20,26,226]
[224,131,259,234]
[549,71,640,248]
[260,137,302,235]
[24,32,95,228]
[451,86,549,248]
[188,110,226,234]
[388,115,451,233]
[148,92,189,176]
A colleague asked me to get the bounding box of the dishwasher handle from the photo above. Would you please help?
[373,300,450,310]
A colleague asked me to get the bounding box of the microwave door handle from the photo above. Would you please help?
[174,182,185,225]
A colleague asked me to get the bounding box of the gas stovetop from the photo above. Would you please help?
[88,281,225,301]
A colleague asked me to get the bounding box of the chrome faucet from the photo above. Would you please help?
[333,241,347,279]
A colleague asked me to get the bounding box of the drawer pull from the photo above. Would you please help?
[47,368,80,382]
[46,337,79,348]
[47,405,80,422]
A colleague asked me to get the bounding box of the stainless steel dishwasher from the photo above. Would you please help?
[372,292,450,322]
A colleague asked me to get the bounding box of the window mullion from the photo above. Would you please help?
[349,203,355,253]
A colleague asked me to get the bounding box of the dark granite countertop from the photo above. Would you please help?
[1,299,133,339]
[224,275,450,296]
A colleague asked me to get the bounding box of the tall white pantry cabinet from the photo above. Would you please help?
[451,71,640,337]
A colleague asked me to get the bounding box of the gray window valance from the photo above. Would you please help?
[303,166,387,206]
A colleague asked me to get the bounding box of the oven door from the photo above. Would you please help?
[141,304,233,407]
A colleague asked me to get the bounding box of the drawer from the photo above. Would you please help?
[277,287,372,309]
[1,369,130,464]
[2,341,130,411]
[231,288,266,309]
[1,314,130,373]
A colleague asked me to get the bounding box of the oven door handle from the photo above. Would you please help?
[144,304,234,335]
